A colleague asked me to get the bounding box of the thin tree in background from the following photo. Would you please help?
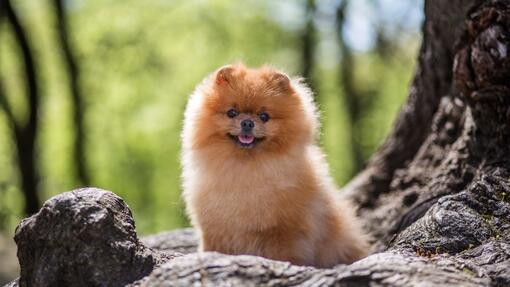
[53,0,90,186]
[0,0,41,215]
[301,0,316,91]
[335,0,364,174]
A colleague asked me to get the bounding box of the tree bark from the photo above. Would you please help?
[1,0,41,215]
[7,0,510,286]
[342,0,510,252]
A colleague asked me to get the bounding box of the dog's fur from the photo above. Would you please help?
[181,63,368,267]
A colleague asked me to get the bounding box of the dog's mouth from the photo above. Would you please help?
[228,133,264,148]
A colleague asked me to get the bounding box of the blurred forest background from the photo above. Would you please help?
[0,0,422,282]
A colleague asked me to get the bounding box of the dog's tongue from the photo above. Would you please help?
[238,134,255,144]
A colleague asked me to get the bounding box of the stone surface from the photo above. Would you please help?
[13,188,175,287]
[142,228,197,255]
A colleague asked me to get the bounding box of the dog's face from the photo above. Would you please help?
[190,64,314,156]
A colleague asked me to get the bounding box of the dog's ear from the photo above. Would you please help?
[271,72,291,92]
[215,65,235,86]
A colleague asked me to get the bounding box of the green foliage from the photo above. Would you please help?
[0,0,418,234]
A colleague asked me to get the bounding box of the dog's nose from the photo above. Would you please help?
[241,119,254,131]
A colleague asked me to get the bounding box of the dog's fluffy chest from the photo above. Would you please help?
[187,156,304,231]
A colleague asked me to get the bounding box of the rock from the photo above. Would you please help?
[141,228,197,255]
[13,188,174,287]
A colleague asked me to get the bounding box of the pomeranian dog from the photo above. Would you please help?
[181,63,368,267]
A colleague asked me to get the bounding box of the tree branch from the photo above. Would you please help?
[0,0,15,128]
[5,0,38,136]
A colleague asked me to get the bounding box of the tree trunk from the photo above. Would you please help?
[53,0,90,186]
[301,0,316,91]
[1,0,41,215]
[335,0,365,175]
[7,0,510,286]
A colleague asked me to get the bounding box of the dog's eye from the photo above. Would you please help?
[259,112,270,122]
[227,108,239,118]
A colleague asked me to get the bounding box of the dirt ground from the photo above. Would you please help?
[0,233,18,285]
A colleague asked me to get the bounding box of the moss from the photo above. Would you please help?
[462,267,475,276]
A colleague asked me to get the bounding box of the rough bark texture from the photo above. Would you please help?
[6,0,510,286]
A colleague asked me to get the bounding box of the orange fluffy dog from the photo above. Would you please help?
[181,63,368,267]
